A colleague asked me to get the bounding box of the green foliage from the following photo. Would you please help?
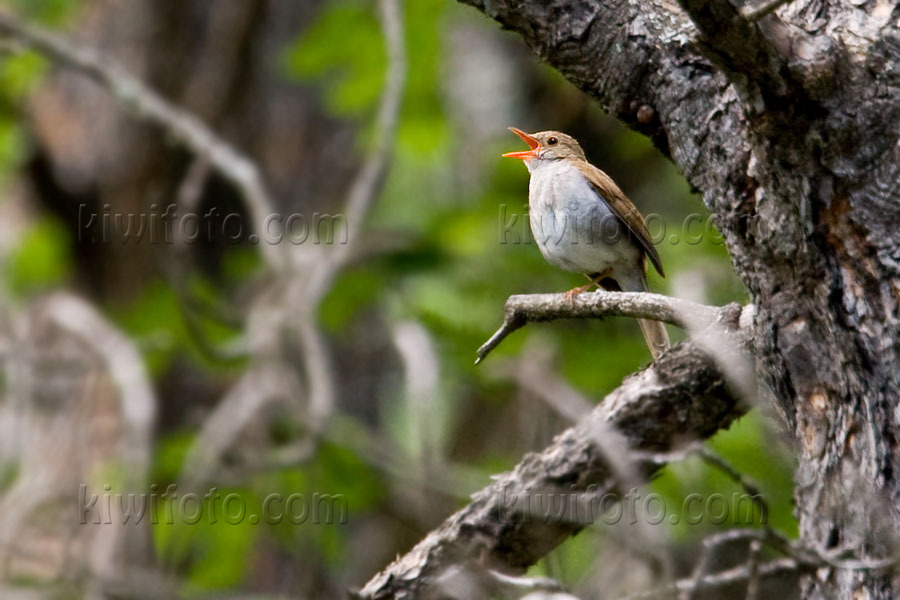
[4,217,72,296]
[110,279,244,377]
[7,0,83,24]
[153,484,259,591]
[649,411,797,541]
[285,0,387,117]
[0,51,47,100]
[220,247,262,285]
[151,431,382,591]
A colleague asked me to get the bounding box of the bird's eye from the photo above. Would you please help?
[547,137,558,145]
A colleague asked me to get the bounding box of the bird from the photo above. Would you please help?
[502,127,670,359]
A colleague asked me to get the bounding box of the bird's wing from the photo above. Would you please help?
[573,160,665,278]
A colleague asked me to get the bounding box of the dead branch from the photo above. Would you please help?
[476,291,747,364]
[626,558,803,600]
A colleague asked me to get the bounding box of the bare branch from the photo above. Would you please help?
[341,0,405,237]
[475,291,746,364]
[741,0,794,23]
[626,558,803,600]
[358,340,744,599]
[746,539,763,600]
[301,0,405,294]
[180,364,300,485]
[277,0,405,435]
[45,293,155,472]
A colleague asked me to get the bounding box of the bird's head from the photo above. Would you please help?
[502,128,586,168]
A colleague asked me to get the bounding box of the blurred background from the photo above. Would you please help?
[0,0,797,597]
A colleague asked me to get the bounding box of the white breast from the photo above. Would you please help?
[526,160,641,276]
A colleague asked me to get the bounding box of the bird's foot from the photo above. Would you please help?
[564,283,593,305]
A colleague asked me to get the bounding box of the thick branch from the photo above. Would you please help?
[358,340,744,598]
[476,291,746,364]
[677,0,795,99]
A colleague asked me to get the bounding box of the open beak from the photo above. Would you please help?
[502,127,541,160]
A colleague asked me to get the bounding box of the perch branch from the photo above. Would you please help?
[475,291,745,364]
[358,339,745,599]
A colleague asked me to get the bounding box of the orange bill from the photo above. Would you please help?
[502,127,540,159]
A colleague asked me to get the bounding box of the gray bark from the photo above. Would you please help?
[455,0,900,598]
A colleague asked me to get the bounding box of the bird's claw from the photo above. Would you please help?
[564,284,591,305]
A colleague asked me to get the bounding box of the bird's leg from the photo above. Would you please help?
[564,270,611,304]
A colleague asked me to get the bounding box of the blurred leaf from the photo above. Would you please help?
[0,51,47,100]
[319,265,383,333]
[5,216,72,296]
[153,431,195,483]
[284,0,386,117]
[153,486,258,591]
[9,0,83,24]
[220,247,262,284]
[111,279,244,376]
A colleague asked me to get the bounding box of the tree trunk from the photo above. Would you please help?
[457,0,900,597]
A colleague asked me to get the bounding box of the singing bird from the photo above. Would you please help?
[503,127,670,359]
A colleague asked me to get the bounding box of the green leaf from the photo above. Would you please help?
[284,0,386,116]
[5,216,72,296]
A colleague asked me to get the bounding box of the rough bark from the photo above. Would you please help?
[456,0,900,598]
[474,290,745,363]
[358,338,746,599]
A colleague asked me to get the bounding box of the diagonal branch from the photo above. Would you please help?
[475,291,748,364]
[358,339,746,599]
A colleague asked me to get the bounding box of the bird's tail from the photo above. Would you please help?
[611,268,670,360]
[637,316,670,360]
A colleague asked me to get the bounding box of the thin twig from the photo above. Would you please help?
[746,539,763,600]
[486,569,566,593]
[696,447,766,508]
[285,0,406,435]
[681,529,766,600]
[301,0,406,294]
[626,558,802,600]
